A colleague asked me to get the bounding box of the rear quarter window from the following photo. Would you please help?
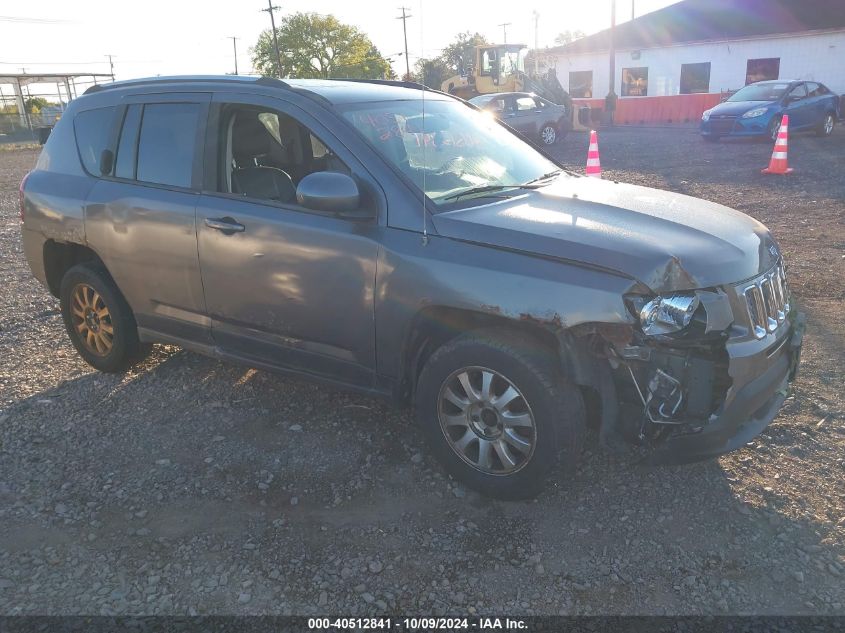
[73,106,116,176]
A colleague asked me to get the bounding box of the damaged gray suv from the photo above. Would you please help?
[20,76,804,499]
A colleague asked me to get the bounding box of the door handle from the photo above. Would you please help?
[205,217,245,234]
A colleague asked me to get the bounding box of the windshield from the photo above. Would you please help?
[340,99,561,206]
[501,49,525,75]
[727,83,790,102]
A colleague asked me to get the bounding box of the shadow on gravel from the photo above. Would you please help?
[1,346,843,615]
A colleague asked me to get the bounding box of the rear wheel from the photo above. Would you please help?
[60,263,150,372]
[539,123,557,146]
[415,329,585,499]
[817,112,835,137]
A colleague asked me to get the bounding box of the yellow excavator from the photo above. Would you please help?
[441,44,528,99]
[440,43,570,108]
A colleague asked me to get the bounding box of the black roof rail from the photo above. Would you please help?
[84,75,289,95]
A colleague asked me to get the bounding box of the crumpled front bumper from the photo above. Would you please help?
[648,312,805,465]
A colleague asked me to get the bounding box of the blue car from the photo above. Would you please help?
[700,80,839,142]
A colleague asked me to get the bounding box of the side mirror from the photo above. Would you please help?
[296,172,364,216]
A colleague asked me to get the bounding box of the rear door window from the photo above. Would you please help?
[114,104,142,179]
[516,97,536,111]
[136,103,201,188]
[73,106,116,176]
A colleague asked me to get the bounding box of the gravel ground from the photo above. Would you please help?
[0,126,843,616]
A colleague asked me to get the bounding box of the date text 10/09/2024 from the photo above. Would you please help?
[307,617,528,630]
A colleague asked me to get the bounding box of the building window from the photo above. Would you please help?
[746,58,780,85]
[622,67,648,96]
[569,71,593,98]
[680,62,711,94]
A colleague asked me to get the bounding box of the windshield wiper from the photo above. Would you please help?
[524,169,563,185]
[442,183,544,202]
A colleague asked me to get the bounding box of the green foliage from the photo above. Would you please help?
[441,32,489,76]
[251,12,394,80]
[24,97,50,114]
[414,31,489,89]
[413,58,451,90]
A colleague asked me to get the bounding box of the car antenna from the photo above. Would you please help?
[419,0,429,246]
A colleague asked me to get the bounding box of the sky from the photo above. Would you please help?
[2,0,679,97]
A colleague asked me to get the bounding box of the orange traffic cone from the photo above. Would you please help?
[762,115,793,175]
[586,130,601,178]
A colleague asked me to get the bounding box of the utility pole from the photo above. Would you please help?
[261,0,284,78]
[498,22,512,44]
[632,0,635,20]
[396,7,412,80]
[532,11,539,75]
[229,37,239,75]
[106,54,115,80]
[608,0,617,126]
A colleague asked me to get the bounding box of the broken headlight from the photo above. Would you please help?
[637,293,701,336]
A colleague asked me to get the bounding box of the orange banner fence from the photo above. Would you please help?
[573,93,724,125]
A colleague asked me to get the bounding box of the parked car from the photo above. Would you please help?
[469,91,571,145]
[700,79,839,141]
[20,76,803,499]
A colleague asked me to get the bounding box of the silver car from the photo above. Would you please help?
[469,92,572,145]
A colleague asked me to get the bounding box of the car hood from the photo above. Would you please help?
[432,176,780,293]
[710,100,777,116]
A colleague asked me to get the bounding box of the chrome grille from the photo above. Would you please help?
[742,264,790,339]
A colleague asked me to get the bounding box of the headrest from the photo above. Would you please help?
[232,115,274,161]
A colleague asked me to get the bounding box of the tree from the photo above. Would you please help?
[413,57,451,90]
[24,96,50,113]
[441,31,489,75]
[554,30,586,46]
[251,12,393,80]
[414,31,489,90]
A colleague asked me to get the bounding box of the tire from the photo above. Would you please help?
[816,112,835,137]
[59,263,150,372]
[415,329,585,500]
[556,118,570,142]
[539,123,558,146]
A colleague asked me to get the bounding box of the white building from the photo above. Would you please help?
[545,0,845,124]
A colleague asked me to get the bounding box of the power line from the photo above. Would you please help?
[260,1,283,78]
[0,15,73,24]
[396,7,412,79]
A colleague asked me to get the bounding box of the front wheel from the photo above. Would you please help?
[816,112,835,137]
[539,123,558,146]
[415,329,585,499]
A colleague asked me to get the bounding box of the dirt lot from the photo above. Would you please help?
[1,126,844,616]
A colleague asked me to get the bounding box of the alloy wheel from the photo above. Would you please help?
[437,366,536,475]
[69,283,114,356]
[541,126,556,145]
[823,114,834,135]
